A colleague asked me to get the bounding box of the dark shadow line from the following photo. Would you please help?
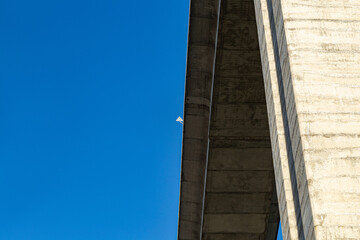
[265,0,305,239]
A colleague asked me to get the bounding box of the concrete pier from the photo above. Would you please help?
[178,1,360,239]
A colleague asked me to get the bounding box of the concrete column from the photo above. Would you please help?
[255,0,360,239]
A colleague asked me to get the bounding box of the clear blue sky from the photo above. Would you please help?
[0,0,283,239]
[278,223,283,240]
[0,0,188,239]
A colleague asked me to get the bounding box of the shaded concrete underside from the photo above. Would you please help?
[178,0,280,239]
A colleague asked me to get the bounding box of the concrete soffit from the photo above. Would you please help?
[177,0,221,239]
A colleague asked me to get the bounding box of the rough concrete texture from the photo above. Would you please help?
[202,0,280,239]
[257,0,360,239]
[253,0,300,239]
[178,0,360,239]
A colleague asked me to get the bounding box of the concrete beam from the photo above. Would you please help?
[177,0,221,239]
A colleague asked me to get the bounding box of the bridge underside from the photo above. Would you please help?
[179,0,360,239]
[178,0,279,239]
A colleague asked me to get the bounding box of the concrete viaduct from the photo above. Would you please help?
[177,0,360,239]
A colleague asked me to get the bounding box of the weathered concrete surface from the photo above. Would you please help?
[177,0,221,239]
[253,0,300,239]
[202,0,279,239]
[178,0,279,239]
[178,0,360,239]
[254,0,360,239]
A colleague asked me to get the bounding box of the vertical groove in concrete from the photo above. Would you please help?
[267,0,305,237]
[269,0,315,238]
[268,0,306,238]
[254,0,302,238]
[199,0,222,238]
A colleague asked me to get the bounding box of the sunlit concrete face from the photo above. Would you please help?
[254,0,360,239]
[178,0,360,239]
